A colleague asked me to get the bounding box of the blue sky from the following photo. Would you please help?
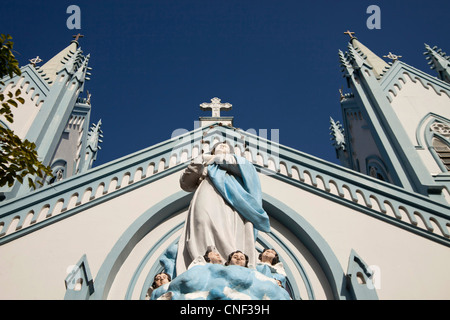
[2,0,449,167]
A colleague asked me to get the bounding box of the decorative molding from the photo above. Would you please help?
[380,61,450,103]
[1,124,449,248]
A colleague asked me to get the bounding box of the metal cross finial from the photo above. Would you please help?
[73,33,84,42]
[200,97,232,118]
[29,56,43,67]
[344,30,356,39]
[383,52,402,62]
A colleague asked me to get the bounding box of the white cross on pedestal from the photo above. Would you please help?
[200,97,232,118]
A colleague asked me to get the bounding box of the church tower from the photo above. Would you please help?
[0,35,102,201]
[335,32,450,203]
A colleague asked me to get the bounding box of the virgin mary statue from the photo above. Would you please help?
[175,142,271,275]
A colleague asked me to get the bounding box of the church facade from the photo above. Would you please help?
[0,34,449,300]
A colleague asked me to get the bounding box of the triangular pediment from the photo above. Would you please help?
[380,61,450,103]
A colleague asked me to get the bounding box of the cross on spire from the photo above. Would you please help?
[383,52,402,62]
[72,33,84,42]
[29,56,43,67]
[344,30,356,39]
[200,97,232,118]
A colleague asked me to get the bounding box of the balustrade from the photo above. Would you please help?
[0,125,449,244]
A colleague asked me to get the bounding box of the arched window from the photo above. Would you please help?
[429,121,450,172]
[48,159,67,184]
[416,114,450,173]
[366,156,389,182]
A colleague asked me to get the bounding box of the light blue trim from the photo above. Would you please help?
[414,113,450,149]
[345,62,415,191]
[131,229,312,300]
[426,131,450,173]
[267,166,450,245]
[71,101,93,175]
[342,51,442,197]
[6,54,90,199]
[260,233,311,300]
[0,162,187,245]
[0,64,50,105]
[2,124,450,247]
[91,191,350,300]
[381,61,450,102]
[0,119,11,130]
[346,249,379,300]
[416,114,450,172]
[262,193,351,300]
[339,100,359,171]
[125,222,184,300]
[366,155,389,182]
[138,238,180,300]
[89,191,192,300]
[48,159,68,183]
[64,254,94,300]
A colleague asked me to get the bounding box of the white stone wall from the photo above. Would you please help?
[0,166,448,300]
[0,78,44,139]
[260,174,450,300]
[0,172,182,299]
[390,72,450,175]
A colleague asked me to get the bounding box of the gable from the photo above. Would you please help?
[0,65,50,139]
[1,123,449,246]
[1,123,450,299]
[380,61,450,150]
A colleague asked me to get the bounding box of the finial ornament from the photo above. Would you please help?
[86,91,92,105]
[339,87,345,101]
[383,52,402,62]
[29,56,43,67]
[200,97,232,118]
[72,33,84,42]
[344,30,356,39]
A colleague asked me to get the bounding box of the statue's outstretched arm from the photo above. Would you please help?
[179,156,207,192]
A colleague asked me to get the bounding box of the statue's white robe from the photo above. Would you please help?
[176,155,257,275]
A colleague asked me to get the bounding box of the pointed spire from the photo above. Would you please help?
[350,38,390,79]
[73,53,91,83]
[424,44,450,83]
[39,41,78,84]
[339,31,391,80]
[79,119,103,172]
[339,49,354,78]
[86,119,103,153]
